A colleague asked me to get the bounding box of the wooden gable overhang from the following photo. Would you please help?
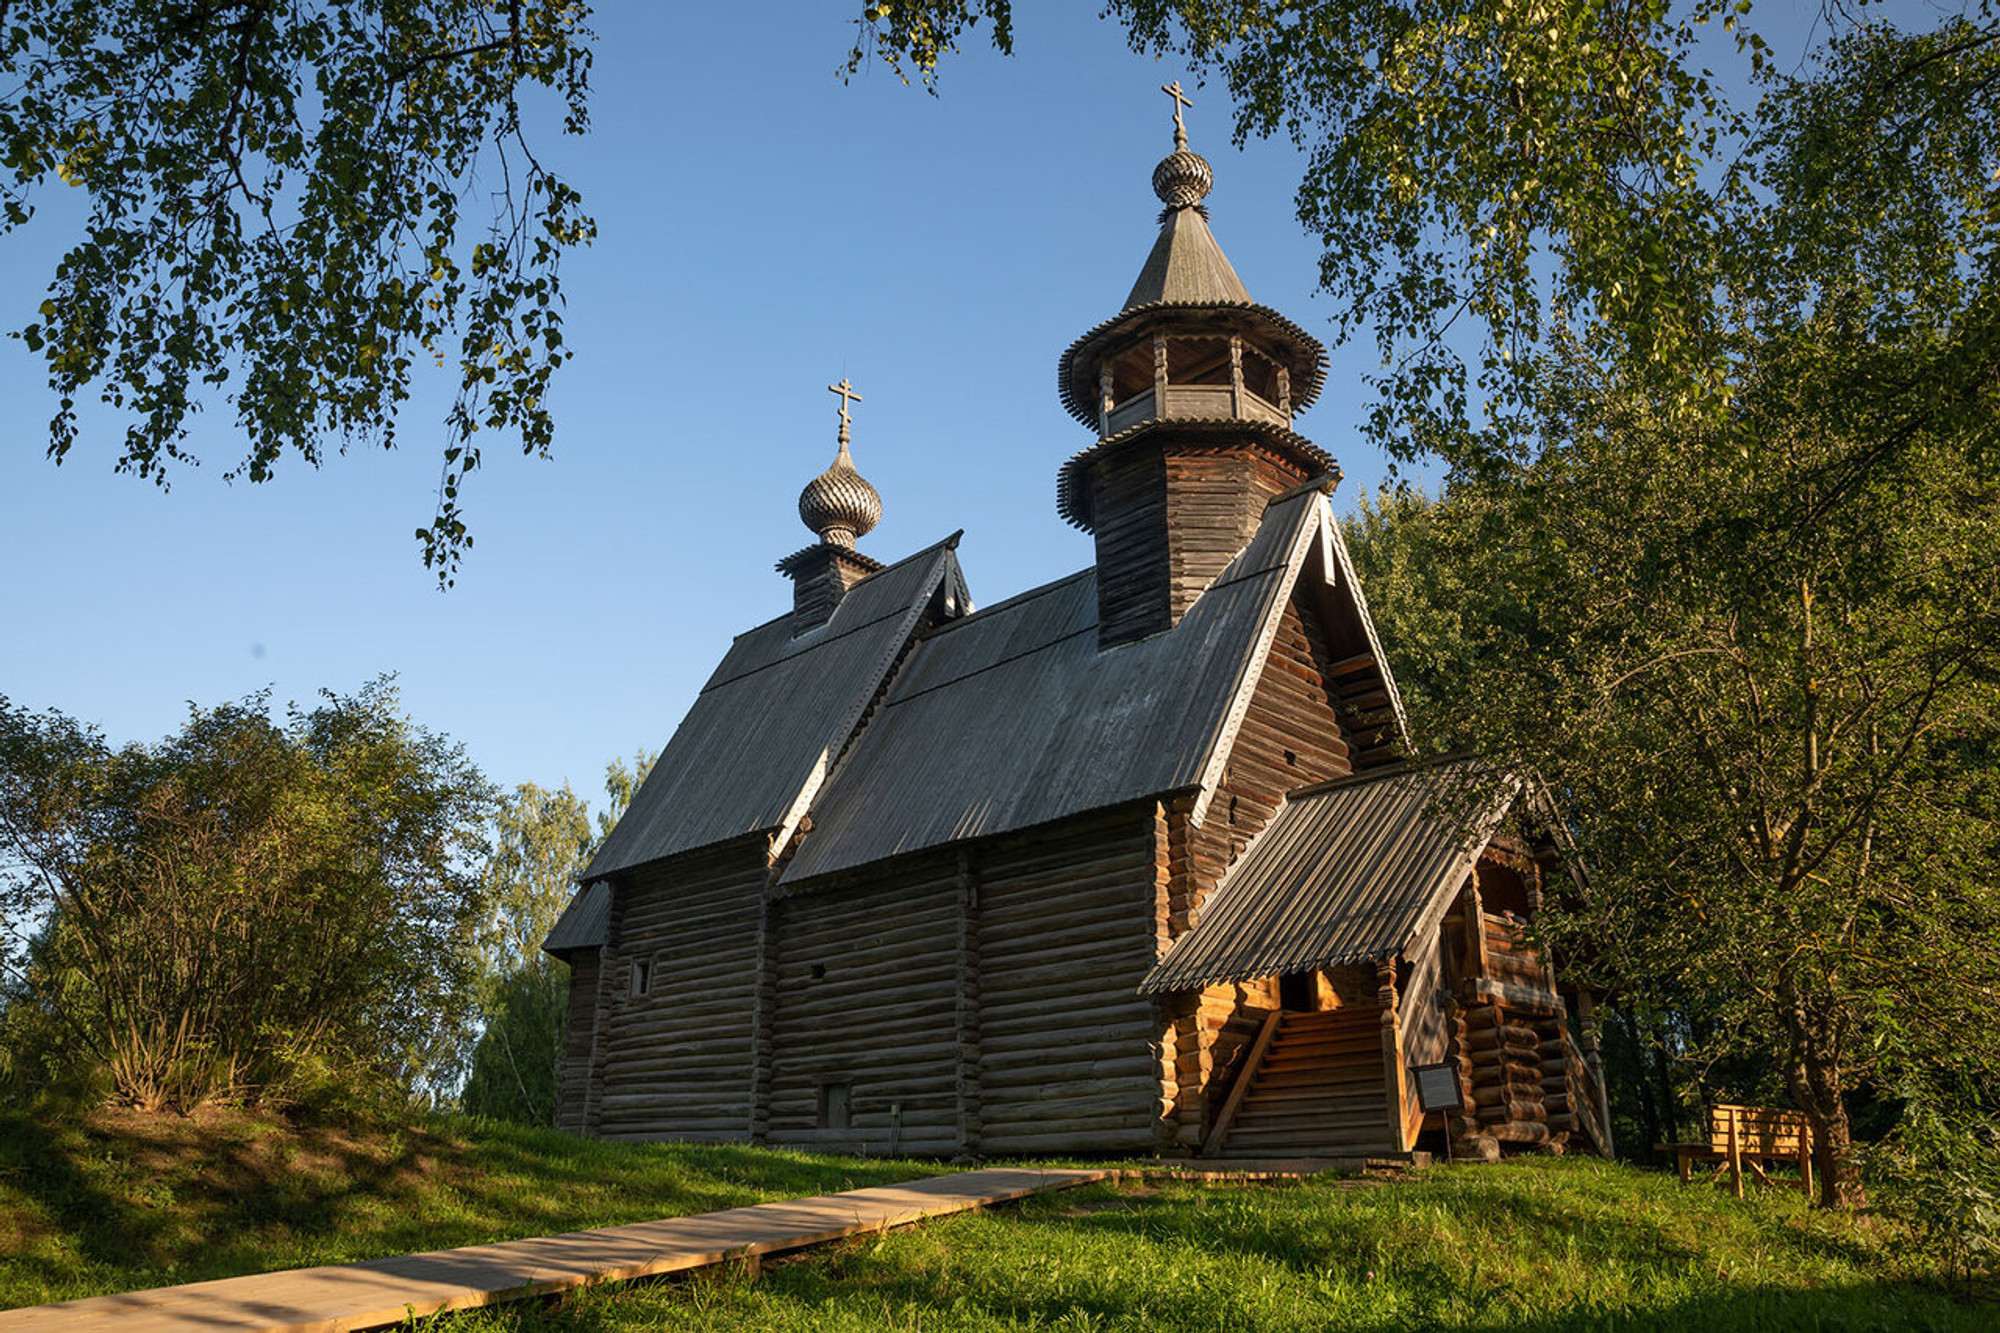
[1139,760,1518,996]
[776,484,1408,888]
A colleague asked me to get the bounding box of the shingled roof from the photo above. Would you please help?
[581,535,970,883]
[1138,761,1517,994]
[779,486,1407,884]
[1124,205,1250,308]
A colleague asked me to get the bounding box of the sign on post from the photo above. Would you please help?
[1411,1062,1465,1113]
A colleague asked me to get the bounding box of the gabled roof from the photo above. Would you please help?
[543,881,609,958]
[1138,761,1516,995]
[1124,206,1250,308]
[581,535,970,883]
[779,485,1406,884]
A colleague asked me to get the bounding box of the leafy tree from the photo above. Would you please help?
[870,1,2000,1213]
[0,1,594,582]
[460,748,651,1126]
[0,679,494,1111]
[865,3,1999,481]
[1343,326,2000,1207]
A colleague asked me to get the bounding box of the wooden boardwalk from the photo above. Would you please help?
[0,1167,1111,1332]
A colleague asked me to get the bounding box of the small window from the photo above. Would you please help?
[818,1082,851,1130]
[810,963,827,981]
[632,959,652,997]
[1284,749,1297,767]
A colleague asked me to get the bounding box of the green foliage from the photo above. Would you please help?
[0,1104,941,1308]
[843,0,1012,87]
[0,1,596,581]
[459,749,652,1125]
[1341,319,2000,1210]
[1871,1104,2000,1297]
[445,1159,1991,1330]
[460,961,567,1126]
[0,679,495,1111]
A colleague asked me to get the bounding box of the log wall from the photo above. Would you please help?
[969,807,1165,1155]
[767,858,962,1156]
[591,841,768,1142]
[554,952,599,1135]
[1087,437,1310,649]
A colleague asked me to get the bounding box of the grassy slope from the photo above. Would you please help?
[0,1107,940,1309]
[454,1158,1987,1333]
[1,1113,1988,1330]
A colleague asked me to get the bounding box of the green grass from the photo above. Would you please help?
[448,1158,1988,1332]
[1,1112,1988,1330]
[0,1106,941,1309]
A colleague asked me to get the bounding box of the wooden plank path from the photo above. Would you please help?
[0,1167,1112,1333]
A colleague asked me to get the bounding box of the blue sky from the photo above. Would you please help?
[0,2,1826,814]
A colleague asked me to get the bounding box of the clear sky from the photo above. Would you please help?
[0,2,1824,813]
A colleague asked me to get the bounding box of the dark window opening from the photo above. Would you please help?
[810,963,826,981]
[1167,336,1232,386]
[1240,345,1282,402]
[1284,749,1297,767]
[1110,344,1154,401]
[632,959,652,997]
[818,1082,851,1130]
[1478,860,1532,918]
[1279,972,1315,1012]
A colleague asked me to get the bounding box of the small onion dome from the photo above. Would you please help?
[1152,147,1213,209]
[798,440,882,548]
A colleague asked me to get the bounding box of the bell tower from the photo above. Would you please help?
[1056,84,1335,649]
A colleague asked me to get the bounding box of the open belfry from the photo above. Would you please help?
[544,87,1612,1163]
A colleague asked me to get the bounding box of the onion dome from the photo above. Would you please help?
[1152,146,1213,210]
[798,438,882,548]
[798,378,881,548]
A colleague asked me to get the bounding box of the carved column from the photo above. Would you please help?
[1378,957,1408,1151]
[1152,333,1169,414]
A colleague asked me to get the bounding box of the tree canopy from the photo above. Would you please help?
[1,1,594,582]
[0,679,494,1111]
[459,750,651,1126]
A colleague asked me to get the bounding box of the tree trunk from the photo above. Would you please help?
[1780,994,1864,1209]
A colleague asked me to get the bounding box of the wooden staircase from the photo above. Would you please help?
[1206,1009,1399,1159]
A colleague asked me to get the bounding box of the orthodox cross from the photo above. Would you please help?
[1162,80,1194,148]
[828,377,863,446]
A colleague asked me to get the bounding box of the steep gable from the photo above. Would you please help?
[581,535,969,884]
[780,485,1407,885]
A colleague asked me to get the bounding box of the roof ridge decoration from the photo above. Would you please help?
[798,377,882,549]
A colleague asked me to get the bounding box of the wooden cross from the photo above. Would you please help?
[828,377,863,445]
[1161,80,1194,147]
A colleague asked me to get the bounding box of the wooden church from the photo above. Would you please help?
[544,93,1612,1163]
